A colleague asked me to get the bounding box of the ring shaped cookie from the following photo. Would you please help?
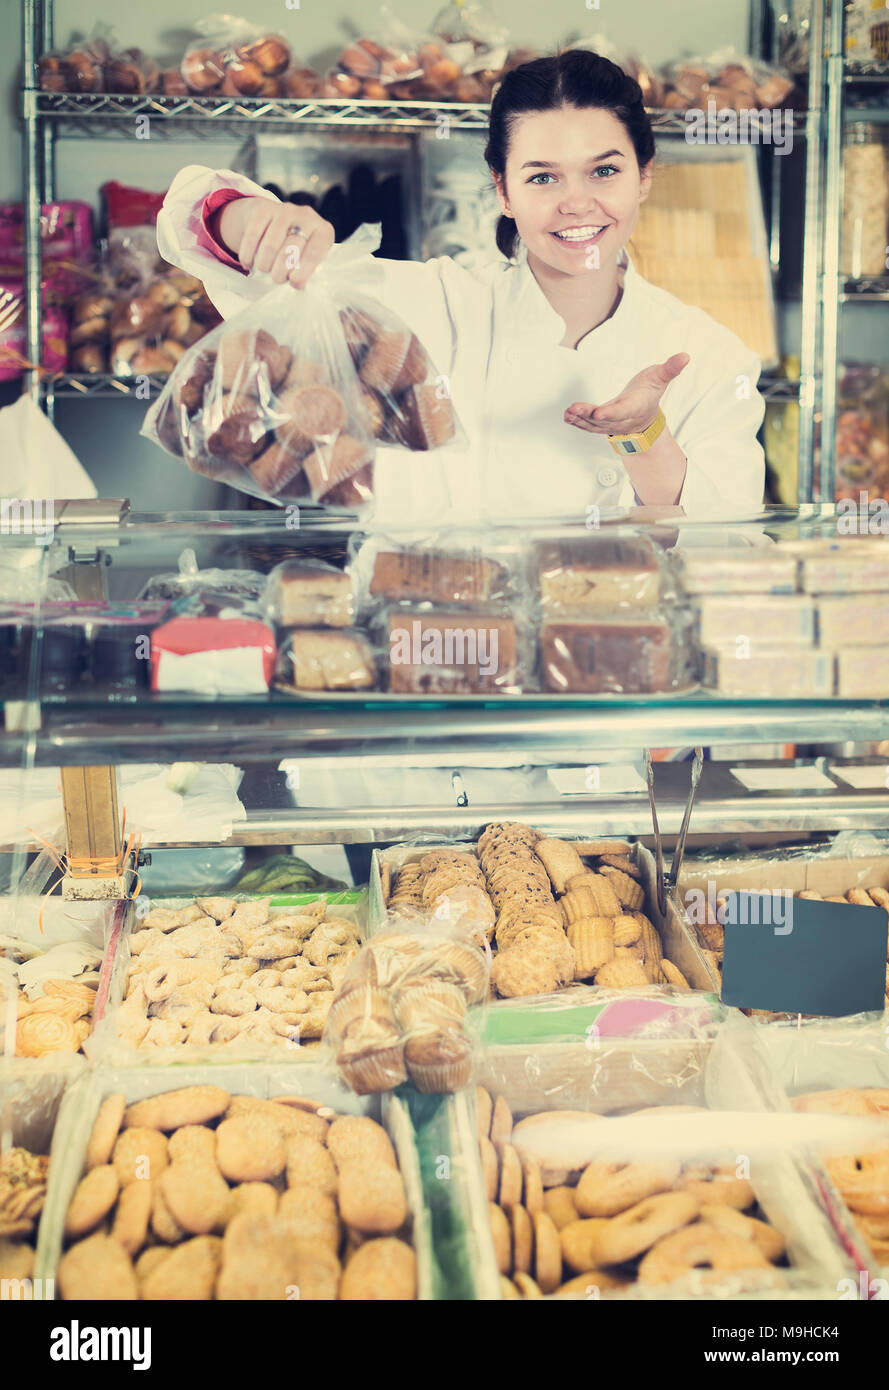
[588,1191,698,1265]
[575,1160,681,1218]
[637,1221,770,1287]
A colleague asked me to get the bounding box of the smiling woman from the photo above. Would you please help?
[157,49,765,524]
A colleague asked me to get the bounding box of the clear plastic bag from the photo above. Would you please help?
[323,921,489,1095]
[180,13,292,97]
[662,47,796,111]
[142,224,463,510]
[348,527,523,619]
[37,25,115,93]
[263,557,356,629]
[138,548,266,607]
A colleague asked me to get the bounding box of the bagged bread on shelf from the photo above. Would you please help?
[539,609,695,695]
[275,629,378,693]
[142,224,462,510]
[375,603,527,694]
[180,14,291,97]
[532,532,675,612]
[263,558,355,629]
[350,528,520,615]
[139,550,266,606]
[323,920,489,1095]
[661,47,796,111]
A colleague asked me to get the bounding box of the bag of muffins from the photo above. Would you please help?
[142,223,464,511]
[179,13,292,96]
[323,923,490,1096]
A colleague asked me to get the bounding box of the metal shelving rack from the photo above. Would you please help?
[817,6,889,498]
[19,1,812,437]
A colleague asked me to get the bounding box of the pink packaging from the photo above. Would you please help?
[0,202,93,268]
[0,278,68,381]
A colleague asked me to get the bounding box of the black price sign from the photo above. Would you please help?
[720,892,887,1017]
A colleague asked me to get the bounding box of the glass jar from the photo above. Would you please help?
[841,124,889,278]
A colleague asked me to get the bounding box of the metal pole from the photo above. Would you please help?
[819,0,846,502]
[797,0,827,501]
[21,0,43,405]
[40,0,53,200]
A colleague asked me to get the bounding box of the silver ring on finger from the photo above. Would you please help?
[288,225,309,240]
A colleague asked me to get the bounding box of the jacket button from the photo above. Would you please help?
[597,466,618,487]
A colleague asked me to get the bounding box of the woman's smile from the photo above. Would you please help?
[550,224,609,249]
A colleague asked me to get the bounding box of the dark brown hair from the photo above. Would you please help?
[485,50,656,259]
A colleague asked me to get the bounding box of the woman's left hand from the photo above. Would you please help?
[564,353,690,436]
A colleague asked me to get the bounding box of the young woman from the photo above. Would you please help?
[158,49,765,524]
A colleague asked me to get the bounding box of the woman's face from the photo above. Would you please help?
[493,104,652,275]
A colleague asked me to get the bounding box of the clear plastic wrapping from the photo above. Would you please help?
[263,558,356,630]
[323,921,489,1096]
[539,608,694,695]
[36,1063,425,1300]
[375,602,530,695]
[661,47,796,111]
[350,528,521,616]
[92,893,366,1063]
[274,628,378,693]
[142,225,462,510]
[841,128,889,280]
[373,829,703,1001]
[180,14,292,97]
[475,1021,859,1298]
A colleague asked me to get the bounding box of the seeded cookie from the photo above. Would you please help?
[141,1234,221,1300]
[58,1233,138,1301]
[86,1094,126,1170]
[285,1133,338,1196]
[215,1114,286,1183]
[160,1162,230,1235]
[65,1166,120,1238]
[340,1237,416,1300]
[123,1085,230,1131]
[112,1127,170,1185]
[111,1178,153,1255]
[326,1115,396,1170]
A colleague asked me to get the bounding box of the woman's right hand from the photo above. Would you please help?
[218,197,335,289]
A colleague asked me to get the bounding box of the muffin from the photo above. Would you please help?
[337,1017,407,1094]
[393,978,468,1033]
[405,1031,473,1093]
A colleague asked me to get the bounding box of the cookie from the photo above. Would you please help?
[340,1236,417,1300]
[522,1157,544,1215]
[123,1086,230,1131]
[510,1203,533,1274]
[227,1096,330,1142]
[86,1094,126,1170]
[111,1177,153,1256]
[215,1115,286,1183]
[141,1234,222,1300]
[135,1246,171,1283]
[168,1125,217,1166]
[533,1210,562,1293]
[489,1202,511,1274]
[326,1115,396,1169]
[278,1184,340,1251]
[480,1137,499,1201]
[490,1096,513,1147]
[65,1165,120,1238]
[228,1183,279,1220]
[58,1233,138,1301]
[338,1161,407,1235]
[216,1211,297,1301]
[285,1134,338,1196]
[150,1182,187,1244]
[498,1144,523,1207]
[160,1162,231,1235]
[543,1185,577,1230]
[112,1127,170,1186]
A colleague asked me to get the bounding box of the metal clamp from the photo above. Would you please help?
[645,746,705,918]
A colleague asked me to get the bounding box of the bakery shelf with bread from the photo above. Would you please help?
[470,1055,860,1299]
[35,1065,427,1300]
[370,823,711,1002]
[93,894,366,1062]
[675,842,889,1018]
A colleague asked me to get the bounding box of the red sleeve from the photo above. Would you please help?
[197,188,247,271]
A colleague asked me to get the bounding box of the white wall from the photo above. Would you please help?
[2,0,756,505]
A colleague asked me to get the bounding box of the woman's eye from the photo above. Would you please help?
[528,173,556,185]
[593,165,618,178]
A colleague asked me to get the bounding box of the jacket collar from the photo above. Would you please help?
[505,241,636,345]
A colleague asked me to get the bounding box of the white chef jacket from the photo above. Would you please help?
[158,165,766,527]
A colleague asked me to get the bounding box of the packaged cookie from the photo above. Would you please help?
[323,923,489,1096]
[348,527,522,615]
[143,224,463,512]
[45,1071,421,1300]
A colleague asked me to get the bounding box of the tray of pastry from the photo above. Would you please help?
[90,892,367,1062]
[34,1063,430,1301]
[369,822,714,1004]
[468,1077,861,1300]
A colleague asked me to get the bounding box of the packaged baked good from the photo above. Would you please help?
[661,47,796,111]
[835,647,889,698]
[676,547,798,595]
[817,596,889,648]
[275,629,377,692]
[350,530,517,613]
[139,553,266,606]
[841,126,889,280]
[143,224,462,509]
[380,605,522,694]
[695,594,815,648]
[101,895,361,1056]
[55,1082,417,1299]
[323,923,488,1095]
[533,534,666,612]
[539,612,692,694]
[264,560,354,629]
[0,277,69,380]
[702,645,833,697]
[794,539,889,594]
[180,15,291,96]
